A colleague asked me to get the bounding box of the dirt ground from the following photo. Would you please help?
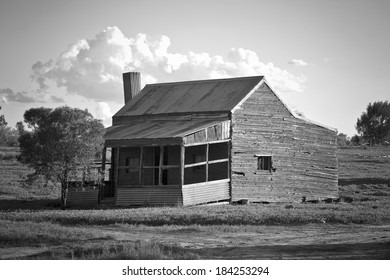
[93,223,390,259]
[3,223,388,259]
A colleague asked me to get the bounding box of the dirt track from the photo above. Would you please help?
[1,224,389,259]
[89,223,390,259]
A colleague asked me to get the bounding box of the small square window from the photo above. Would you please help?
[257,156,272,171]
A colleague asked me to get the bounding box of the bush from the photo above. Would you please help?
[0,126,19,147]
[0,150,19,160]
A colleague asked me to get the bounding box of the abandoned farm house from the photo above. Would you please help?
[102,72,338,206]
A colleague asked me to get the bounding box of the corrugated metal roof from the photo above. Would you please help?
[105,119,225,140]
[114,76,263,117]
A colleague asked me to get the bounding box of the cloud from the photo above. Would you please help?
[95,102,113,126]
[0,88,64,104]
[31,26,307,104]
[288,59,309,67]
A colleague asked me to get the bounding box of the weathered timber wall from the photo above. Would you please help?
[231,82,338,202]
[116,187,182,206]
[182,179,230,206]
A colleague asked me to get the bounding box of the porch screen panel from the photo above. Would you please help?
[208,161,229,181]
[184,141,229,185]
[118,147,141,187]
[142,147,160,186]
[209,142,228,161]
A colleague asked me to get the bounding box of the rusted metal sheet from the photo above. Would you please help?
[182,179,230,206]
[114,76,263,117]
[67,189,99,207]
[116,187,182,206]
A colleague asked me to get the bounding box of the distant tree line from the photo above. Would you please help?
[0,107,19,147]
[336,101,390,147]
[355,101,390,145]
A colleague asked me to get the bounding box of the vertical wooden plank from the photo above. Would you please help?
[101,148,107,172]
[225,121,229,138]
[228,120,233,203]
[139,146,143,187]
[180,144,185,206]
[114,147,120,203]
[100,147,106,200]
[205,143,209,182]
[159,145,163,186]
[181,145,185,186]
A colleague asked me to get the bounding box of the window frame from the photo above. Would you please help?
[256,155,273,171]
[184,140,230,184]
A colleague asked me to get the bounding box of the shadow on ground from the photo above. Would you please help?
[194,241,390,260]
[0,199,61,210]
[338,178,390,186]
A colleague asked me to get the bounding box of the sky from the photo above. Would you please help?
[0,0,389,137]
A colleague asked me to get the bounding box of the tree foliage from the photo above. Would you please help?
[0,106,19,147]
[350,134,361,146]
[18,106,105,208]
[337,133,349,146]
[356,101,390,145]
[0,126,19,147]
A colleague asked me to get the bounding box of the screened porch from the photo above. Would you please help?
[103,119,231,206]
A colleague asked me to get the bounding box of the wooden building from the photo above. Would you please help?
[103,72,338,206]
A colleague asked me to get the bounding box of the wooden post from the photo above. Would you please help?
[228,113,233,204]
[139,146,143,187]
[114,147,120,204]
[100,147,107,200]
[228,140,232,204]
[205,143,209,182]
[159,146,164,186]
[181,144,185,205]
[181,145,185,186]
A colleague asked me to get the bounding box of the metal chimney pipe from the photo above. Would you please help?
[123,72,141,104]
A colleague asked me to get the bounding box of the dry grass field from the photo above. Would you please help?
[0,146,389,259]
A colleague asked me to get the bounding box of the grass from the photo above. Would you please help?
[0,199,389,226]
[0,219,111,247]
[0,145,389,259]
[25,241,200,260]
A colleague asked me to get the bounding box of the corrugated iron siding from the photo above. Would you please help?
[182,179,230,206]
[67,189,99,207]
[116,187,182,206]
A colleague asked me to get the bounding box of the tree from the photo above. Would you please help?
[0,126,19,147]
[350,134,361,146]
[356,101,390,145]
[0,106,7,126]
[18,106,105,208]
[0,106,19,147]
[337,133,350,146]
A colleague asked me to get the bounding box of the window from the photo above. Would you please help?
[117,147,141,186]
[184,142,229,184]
[141,145,181,186]
[257,156,272,171]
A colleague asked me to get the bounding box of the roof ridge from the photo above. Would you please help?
[145,75,263,87]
